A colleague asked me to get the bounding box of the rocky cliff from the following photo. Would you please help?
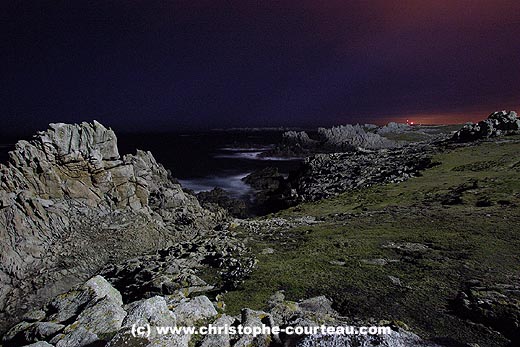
[0,121,224,334]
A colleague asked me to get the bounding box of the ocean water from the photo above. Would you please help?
[0,131,302,199]
[117,131,302,199]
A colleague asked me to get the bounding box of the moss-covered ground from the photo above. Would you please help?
[223,136,520,346]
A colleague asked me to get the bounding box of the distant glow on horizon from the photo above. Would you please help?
[373,110,517,125]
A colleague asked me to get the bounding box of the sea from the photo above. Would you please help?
[0,130,303,199]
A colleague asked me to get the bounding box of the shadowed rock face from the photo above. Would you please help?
[265,142,437,207]
[0,121,224,334]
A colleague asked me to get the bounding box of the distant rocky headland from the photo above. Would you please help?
[1,111,519,347]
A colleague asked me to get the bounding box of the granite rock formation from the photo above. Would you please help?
[0,121,224,334]
[262,124,397,159]
[453,110,520,142]
[317,124,396,151]
[2,275,441,347]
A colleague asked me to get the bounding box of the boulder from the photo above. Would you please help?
[172,296,218,326]
[62,297,126,340]
[199,314,235,347]
[123,296,176,328]
[54,327,100,347]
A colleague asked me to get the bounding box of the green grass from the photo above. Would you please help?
[223,136,520,346]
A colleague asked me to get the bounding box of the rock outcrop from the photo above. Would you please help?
[272,142,437,204]
[196,187,249,218]
[242,167,285,192]
[317,124,396,151]
[452,110,520,142]
[2,275,441,347]
[0,121,224,334]
[259,131,318,158]
[282,131,316,148]
[262,125,398,159]
[376,122,411,135]
[451,280,520,345]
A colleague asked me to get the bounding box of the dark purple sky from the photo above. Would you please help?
[2,1,520,134]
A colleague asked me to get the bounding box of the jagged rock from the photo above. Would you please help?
[234,309,274,347]
[299,296,335,316]
[242,167,286,213]
[105,330,151,347]
[2,271,443,347]
[84,275,124,306]
[361,259,398,266]
[47,276,122,324]
[264,125,398,159]
[318,124,396,151]
[283,131,315,147]
[260,131,319,158]
[99,232,255,302]
[453,110,520,142]
[108,331,190,347]
[237,216,320,243]
[377,122,411,135]
[2,322,35,346]
[2,320,63,346]
[0,121,223,334]
[243,167,284,192]
[277,142,436,204]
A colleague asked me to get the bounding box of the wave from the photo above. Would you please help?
[179,173,253,198]
[214,151,302,161]
[219,146,273,152]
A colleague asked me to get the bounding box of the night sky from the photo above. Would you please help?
[2,1,520,135]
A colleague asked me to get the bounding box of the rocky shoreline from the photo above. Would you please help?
[1,111,519,346]
[0,121,226,334]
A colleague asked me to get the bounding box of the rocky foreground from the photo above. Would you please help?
[2,274,441,347]
[1,111,520,346]
[0,121,232,334]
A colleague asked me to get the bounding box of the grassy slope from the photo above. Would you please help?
[223,136,520,346]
